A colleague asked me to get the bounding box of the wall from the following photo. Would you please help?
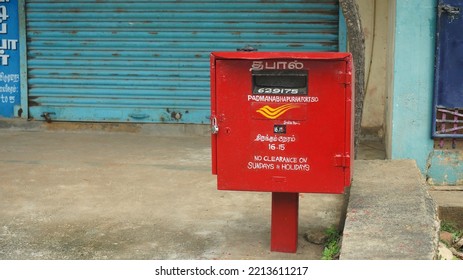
[390,0,463,186]
[357,0,388,138]
[0,0,21,118]
[355,0,463,185]
[388,0,437,176]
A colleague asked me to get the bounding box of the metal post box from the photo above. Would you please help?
[210,52,354,253]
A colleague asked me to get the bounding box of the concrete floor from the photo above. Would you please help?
[0,128,367,260]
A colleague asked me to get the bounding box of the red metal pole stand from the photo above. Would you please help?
[270,192,299,253]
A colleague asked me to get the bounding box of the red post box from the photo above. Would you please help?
[210,52,354,253]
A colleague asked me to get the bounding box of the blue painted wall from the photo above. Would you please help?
[390,0,436,170]
[0,0,21,118]
[427,150,463,185]
[391,0,463,185]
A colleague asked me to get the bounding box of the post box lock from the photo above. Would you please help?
[210,115,219,134]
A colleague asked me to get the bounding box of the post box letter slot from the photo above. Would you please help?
[252,70,308,95]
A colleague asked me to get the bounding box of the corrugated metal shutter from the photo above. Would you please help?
[26,0,341,123]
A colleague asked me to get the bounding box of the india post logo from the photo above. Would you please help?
[256,104,300,120]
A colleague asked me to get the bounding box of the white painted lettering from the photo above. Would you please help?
[0,6,8,21]
[247,162,275,170]
[251,61,263,71]
[0,49,9,65]
[0,72,19,83]
[247,95,319,103]
[248,155,310,172]
[254,134,297,144]
[251,60,305,71]
[281,164,310,172]
[0,84,17,93]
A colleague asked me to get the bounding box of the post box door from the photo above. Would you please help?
[212,54,352,194]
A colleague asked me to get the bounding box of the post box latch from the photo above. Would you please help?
[337,71,352,86]
[334,154,351,168]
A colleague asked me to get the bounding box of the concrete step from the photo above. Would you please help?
[340,160,440,260]
[0,118,210,136]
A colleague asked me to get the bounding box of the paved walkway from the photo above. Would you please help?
[0,127,345,260]
[0,120,440,260]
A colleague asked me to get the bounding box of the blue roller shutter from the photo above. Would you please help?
[26,0,342,123]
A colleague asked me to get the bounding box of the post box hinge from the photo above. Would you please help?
[334,154,351,168]
[337,71,352,86]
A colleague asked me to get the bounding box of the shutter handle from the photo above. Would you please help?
[129,113,150,119]
[237,45,258,52]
